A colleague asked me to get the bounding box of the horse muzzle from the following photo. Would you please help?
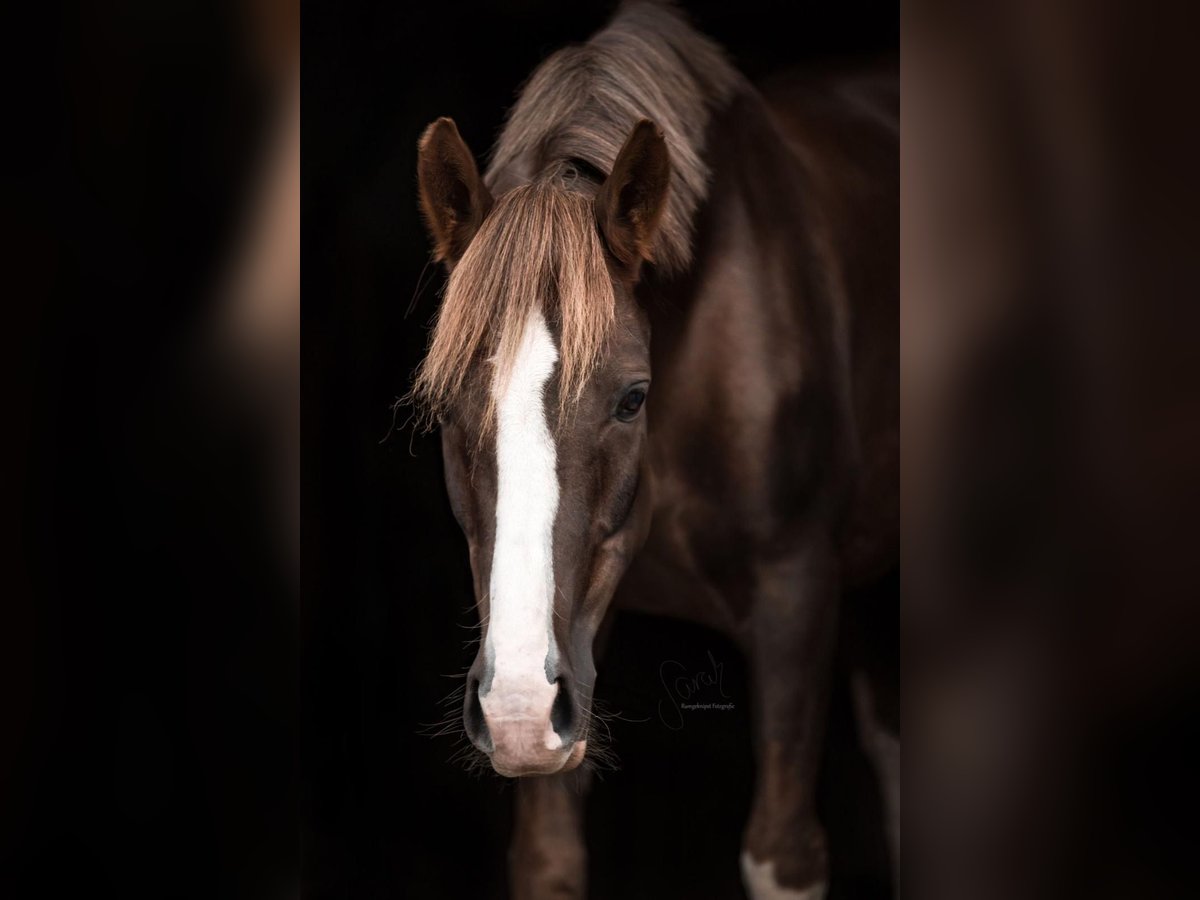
[465,668,588,776]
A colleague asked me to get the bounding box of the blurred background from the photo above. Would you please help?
[4,0,1199,898]
[902,2,1200,897]
[2,1,298,897]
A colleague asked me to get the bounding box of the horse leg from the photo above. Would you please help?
[741,539,839,900]
[509,769,589,900]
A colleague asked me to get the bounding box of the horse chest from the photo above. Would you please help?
[611,448,762,636]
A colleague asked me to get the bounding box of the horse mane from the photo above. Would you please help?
[413,2,743,428]
[488,0,743,274]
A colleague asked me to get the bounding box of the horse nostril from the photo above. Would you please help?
[550,676,575,740]
[465,677,492,753]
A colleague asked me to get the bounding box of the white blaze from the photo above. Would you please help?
[480,310,561,745]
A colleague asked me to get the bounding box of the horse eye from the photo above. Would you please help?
[615,386,647,422]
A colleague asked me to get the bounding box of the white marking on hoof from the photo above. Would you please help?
[740,852,827,900]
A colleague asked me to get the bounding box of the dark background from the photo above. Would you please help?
[303,1,897,898]
[3,2,297,898]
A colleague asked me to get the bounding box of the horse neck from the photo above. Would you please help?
[640,83,826,349]
[647,78,863,496]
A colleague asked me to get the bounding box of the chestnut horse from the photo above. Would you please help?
[411,2,896,897]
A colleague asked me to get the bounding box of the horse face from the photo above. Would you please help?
[419,117,668,776]
[438,294,651,777]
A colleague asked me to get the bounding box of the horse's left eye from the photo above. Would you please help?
[615,386,647,422]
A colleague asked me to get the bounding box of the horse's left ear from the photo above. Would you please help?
[417,117,493,266]
[595,119,671,278]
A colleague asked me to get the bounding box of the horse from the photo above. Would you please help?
[410,3,897,897]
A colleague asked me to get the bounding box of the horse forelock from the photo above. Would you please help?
[412,178,616,432]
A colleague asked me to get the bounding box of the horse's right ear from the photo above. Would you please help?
[417,117,493,266]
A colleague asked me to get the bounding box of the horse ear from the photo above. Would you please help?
[595,119,671,277]
[417,117,493,265]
